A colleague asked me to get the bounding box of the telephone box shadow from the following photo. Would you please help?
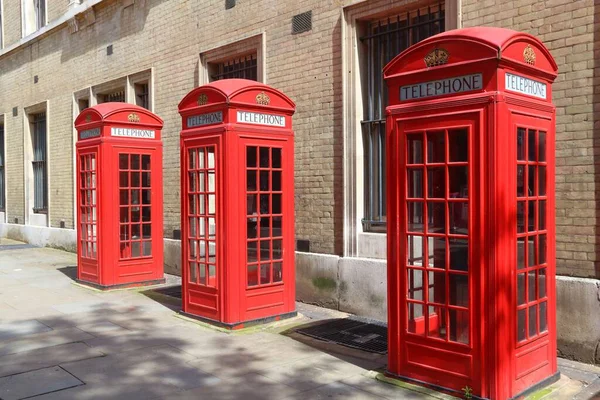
[57,265,78,280]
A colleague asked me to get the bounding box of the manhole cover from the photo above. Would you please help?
[296,318,388,354]
[152,284,182,299]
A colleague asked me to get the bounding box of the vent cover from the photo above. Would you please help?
[292,11,312,34]
[297,239,310,252]
[12,107,17,117]
[107,45,113,56]
[225,0,235,9]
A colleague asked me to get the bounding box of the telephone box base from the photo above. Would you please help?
[75,278,166,291]
[179,310,298,330]
[384,370,561,400]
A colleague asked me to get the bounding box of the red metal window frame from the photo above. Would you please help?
[246,145,284,288]
[118,153,152,260]
[187,146,217,287]
[79,153,98,260]
[516,126,549,345]
[405,126,471,346]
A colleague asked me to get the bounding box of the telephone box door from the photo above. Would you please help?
[397,112,482,393]
[510,111,555,394]
[77,147,100,283]
[182,137,221,321]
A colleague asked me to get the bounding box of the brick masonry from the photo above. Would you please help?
[462,0,599,277]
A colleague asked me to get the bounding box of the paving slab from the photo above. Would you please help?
[0,327,94,357]
[0,366,83,400]
[0,319,52,340]
[283,380,389,399]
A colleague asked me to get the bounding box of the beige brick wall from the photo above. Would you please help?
[462,0,598,278]
[0,0,350,254]
[3,0,22,47]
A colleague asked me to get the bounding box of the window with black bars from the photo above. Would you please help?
[34,0,46,30]
[101,90,126,103]
[135,83,150,110]
[32,113,47,213]
[360,3,445,232]
[211,54,258,81]
[0,125,5,212]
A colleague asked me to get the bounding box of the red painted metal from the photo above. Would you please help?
[384,28,558,399]
[178,79,296,329]
[75,103,165,289]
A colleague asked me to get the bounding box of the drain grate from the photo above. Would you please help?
[152,284,182,299]
[296,318,388,354]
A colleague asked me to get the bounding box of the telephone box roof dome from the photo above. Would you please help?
[74,102,164,127]
[178,79,296,113]
[384,27,558,80]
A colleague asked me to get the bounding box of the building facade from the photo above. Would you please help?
[0,0,598,363]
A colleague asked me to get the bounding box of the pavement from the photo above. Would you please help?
[0,238,598,400]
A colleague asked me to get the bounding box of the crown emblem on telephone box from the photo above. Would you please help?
[424,48,449,67]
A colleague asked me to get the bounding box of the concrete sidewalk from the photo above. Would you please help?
[0,241,598,399]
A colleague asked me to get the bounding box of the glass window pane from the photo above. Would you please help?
[428,305,446,339]
[539,131,546,162]
[261,194,270,214]
[539,301,548,332]
[449,129,468,162]
[119,190,128,205]
[131,155,140,170]
[260,264,270,284]
[142,155,151,170]
[260,147,270,168]
[539,268,547,298]
[247,146,257,167]
[427,131,445,163]
[528,201,536,232]
[273,239,282,260]
[188,149,196,169]
[208,217,216,238]
[538,166,546,196]
[208,194,216,215]
[539,200,546,230]
[518,308,526,342]
[132,209,140,222]
[199,217,205,237]
[273,262,283,282]
[199,194,206,214]
[517,201,525,233]
[198,148,205,168]
[408,202,424,232]
[131,241,141,257]
[529,305,537,337]
[272,216,283,237]
[247,218,257,239]
[407,134,423,164]
[119,154,128,169]
[142,190,151,205]
[517,238,526,269]
[528,271,536,302]
[449,239,468,271]
[517,128,526,161]
[247,194,257,216]
[449,166,468,198]
[528,165,536,197]
[408,235,424,266]
[120,207,128,223]
[247,170,257,191]
[120,172,128,188]
[528,236,537,267]
[528,129,537,161]
[272,171,282,191]
[517,165,525,197]
[189,262,197,283]
[143,241,152,256]
[449,309,469,344]
[427,202,445,233]
[142,172,151,188]
[199,172,205,192]
[408,169,423,198]
[427,236,445,269]
[208,172,215,192]
[142,224,151,238]
[272,148,282,168]
[518,273,526,305]
[539,234,547,265]
[208,148,215,168]
[199,263,206,285]
[248,265,258,286]
[450,202,469,235]
[260,171,269,191]
[188,173,196,192]
[408,269,423,301]
[407,303,424,335]
[247,241,258,263]
[260,217,271,238]
[449,274,469,307]
[427,168,445,198]
[272,194,282,214]
[428,271,446,304]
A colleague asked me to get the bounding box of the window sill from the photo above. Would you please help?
[0,0,105,59]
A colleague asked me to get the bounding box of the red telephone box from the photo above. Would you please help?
[385,28,558,399]
[178,79,296,329]
[74,103,165,289]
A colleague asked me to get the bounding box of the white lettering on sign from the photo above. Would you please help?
[400,73,483,101]
[110,127,156,139]
[505,73,547,99]
[187,111,223,127]
[79,128,101,140]
[236,111,285,127]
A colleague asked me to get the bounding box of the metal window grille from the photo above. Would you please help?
[32,113,47,213]
[211,54,258,81]
[135,83,150,110]
[103,90,126,103]
[0,125,5,212]
[34,0,46,29]
[292,11,312,34]
[360,3,445,232]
